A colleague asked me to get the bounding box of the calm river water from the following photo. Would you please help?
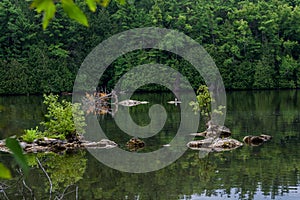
[0,90,300,199]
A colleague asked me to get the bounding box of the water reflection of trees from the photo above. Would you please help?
[1,139,299,199]
[1,90,300,199]
[78,89,300,200]
[73,142,299,200]
[0,151,87,199]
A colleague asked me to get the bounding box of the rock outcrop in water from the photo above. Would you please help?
[243,134,272,146]
[187,120,272,158]
[187,121,243,157]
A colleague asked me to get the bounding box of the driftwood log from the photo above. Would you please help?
[0,137,117,154]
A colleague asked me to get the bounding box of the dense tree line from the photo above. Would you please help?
[0,0,300,94]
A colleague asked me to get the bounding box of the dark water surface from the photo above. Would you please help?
[0,90,300,199]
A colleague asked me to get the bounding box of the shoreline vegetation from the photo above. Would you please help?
[1,0,300,95]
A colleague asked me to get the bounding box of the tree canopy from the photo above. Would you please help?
[0,0,300,94]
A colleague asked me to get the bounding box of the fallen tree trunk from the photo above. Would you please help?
[0,138,117,154]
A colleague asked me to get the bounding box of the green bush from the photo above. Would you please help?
[22,126,41,143]
[40,94,86,139]
[20,94,86,142]
[189,85,225,122]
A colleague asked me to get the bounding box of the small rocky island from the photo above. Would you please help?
[187,120,272,157]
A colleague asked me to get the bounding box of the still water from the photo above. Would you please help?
[0,90,300,200]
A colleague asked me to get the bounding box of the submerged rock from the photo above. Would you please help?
[126,138,145,151]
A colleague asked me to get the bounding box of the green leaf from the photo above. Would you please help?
[99,0,111,7]
[0,163,11,179]
[86,0,97,12]
[5,138,29,175]
[116,0,126,5]
[62,0,89,27]
[31,0,56,30]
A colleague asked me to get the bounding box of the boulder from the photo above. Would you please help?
[126,138,145,151]
[243,134,272,146]
[191,121,232,138]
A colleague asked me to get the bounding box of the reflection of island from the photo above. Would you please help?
[0,151,88,199]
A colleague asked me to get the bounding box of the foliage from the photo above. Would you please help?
[40,94,86,139]
[1,0,300,94]
[21,126,42,143]
[30,0,125,29]
[189,85,212,117]
[190,85,225,121]
[19,94,86,141]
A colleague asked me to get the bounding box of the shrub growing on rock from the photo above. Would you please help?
[22,94,86,142]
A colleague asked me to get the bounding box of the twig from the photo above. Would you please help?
[22,179,35,200]
[0,189,9,200]
[36,157,52,200]
[0,183,9,190]
[76,186,78,200]
[54,184,79,200]
[55,185,72,200]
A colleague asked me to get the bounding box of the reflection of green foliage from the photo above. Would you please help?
[43,151,87,191]
[25,151,87,192]
[2,91,300,199]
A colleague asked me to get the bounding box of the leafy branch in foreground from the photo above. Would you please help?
[30,0,126,29]
[0,138,29,179]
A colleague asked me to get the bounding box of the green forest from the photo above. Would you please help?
[1,0,300,94]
